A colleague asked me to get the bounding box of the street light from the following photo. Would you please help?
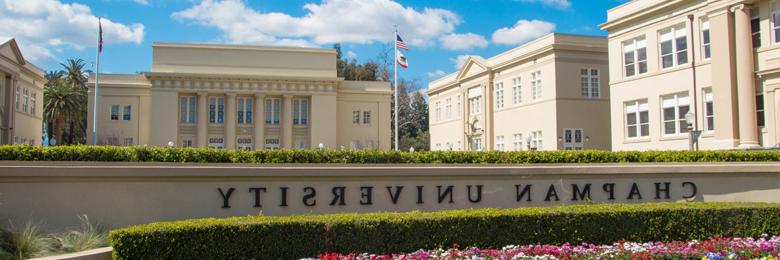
[318,143,324,150]
[684,111,702,151]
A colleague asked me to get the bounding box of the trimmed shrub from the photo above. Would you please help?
[110,202,780,259]
[1,145,780,164]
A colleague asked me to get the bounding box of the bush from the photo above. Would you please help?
[109,202,780,259]
[1,145,780,164]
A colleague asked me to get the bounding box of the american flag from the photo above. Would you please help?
[396,34,408,51]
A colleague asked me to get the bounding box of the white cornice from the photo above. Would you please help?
[152,42,337,54]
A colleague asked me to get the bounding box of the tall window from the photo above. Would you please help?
[180,96,197,123]
[495,135,505,151]
[773,2,780,43]
[435,101,441,121]
[752,8,761,48]
[455,95,461,117]
[237,97,253,125]
[445,98,452,119]
[580,68,600,98]
[531,131,543,150]
[531,71,542,100]
[293,99,308,125]
[123,105,131,121]
[662,93,690,135]
[14,86,19,111]
[757,94,765,127]
[495,82,504,108]
[704,89,714,131]
[469,97,481,115]
[352,111,360,124]
[701,19,711,59]
[209,96,225,124]
[623,38,647,77]
[363,111,371,125]
[30,92,36,115]
[265,98,280,125]
[513,134,523,151]
[625,100,649,138]
[512,77,521,105]
[22,88,28,113]
[660,25,688,69]
[110,105,119,120]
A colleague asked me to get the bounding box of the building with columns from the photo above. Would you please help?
[601,0,780,150]
[428,33,611,151]
[0,38,45,146]
[87,42,391,150]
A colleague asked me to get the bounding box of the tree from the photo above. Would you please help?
[43,79,83,145]
[58,59,90,144]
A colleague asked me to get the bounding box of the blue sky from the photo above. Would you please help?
[1,0,625,89]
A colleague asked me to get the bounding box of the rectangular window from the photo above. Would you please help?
[774,2,780,43]
[123,105,131,121]
[531,71,542,100]
[563,129,584,150]
[752,8,761,48]
[623,38,647,77]
[704,90,714,131]
[293,99,308,125]
[352,110,360,124]
[662,93,690,135]
[701,19,711,59]
[237,138,253,150]
[435,101,441,121]
[455,95,461,117]
[469,97,480,115]
[110,105,119,121]
[208,137,225,149]
[495,82,504,108]
[209,96,225,124]
[513,133,523,151]
[30,93,36,115]
[757,94,765,127]
[22,88,28,113]
[625,100,650,138]
[180,96,197,123]
[512,77,522,105]
[531,131,543,150]
[495,135,505,151]
[470,137,482,151]
[14,86,19,111]
[445,98,452,119]
[124,137,133,146]
[659,25,688,69]
[265,138,280,150]
[363,111,371,125]
[265,98,280,125]
[181,140,193,147]
[581,68,600,98]
[237,97,253,125]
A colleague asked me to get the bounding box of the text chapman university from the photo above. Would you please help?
[217,181,698,208]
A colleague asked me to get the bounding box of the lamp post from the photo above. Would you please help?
[685,111,702,151]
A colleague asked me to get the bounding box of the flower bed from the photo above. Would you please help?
[311,235,780,260]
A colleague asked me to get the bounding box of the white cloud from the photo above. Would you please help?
[426,69,446,79]
[133,0,149,5]
[517,0,571,9]
[449,54,471,70]
[439,33,488,51]
[0,0,145,63]
[172,0,461,47]
[492,19,555,45]
[345,50,357,59]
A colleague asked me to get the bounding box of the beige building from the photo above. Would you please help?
[427,33,611,151]
[602,0,780,150]
[87,43,391,150]
[0,38,45,146]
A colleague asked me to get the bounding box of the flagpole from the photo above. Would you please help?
[92,17,101,145]
[393,25,399,151]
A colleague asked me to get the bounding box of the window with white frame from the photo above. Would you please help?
[237,138,253,150]
[752,7,761,48]
[110,105,119,120]
[22,88,28,113]
[30,92,36,115]
[265,98,280,125]
[181,139,193,147]
[363,111,371,125]
[659,24,688,69]
[293,99,308,125]
[531,71,542,100]
[563,128,584,150]
[625,100,649,138]
[445,98,452,119]
[757,94,765,127]
[581,68,600,98]
[265,138,280,150]
[14,86,19,111]
[469,97,481,115]
[237,97,253,125]
[208,137,224,149]
[662,93,690,135]
[704,89,714,131]
[455,95,461,117]
[701,18,711,59]
[512,77,521,105]
[435,101,441,121]
[531,131,543,150]
[352,110,360,124]
[773,2,780,43]
[123,105,131,121]
[495,82,504,108]
[623,37,647,77]
[295,139,306,149]
[495,135,505,151]
[513,133,523,151]
[124,137,133,146]
[469,137,482,151]
[209,96,225,124]
[180,96,197,124]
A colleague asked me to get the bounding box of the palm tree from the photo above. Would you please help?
[59,59,90,144]
[43,80,83,145]
[60,59,89,91]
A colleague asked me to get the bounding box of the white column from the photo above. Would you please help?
[196,92,208,148]
[282,94,293,149]
[225,93,237,150]
[254,94,265,150]
[733,4,760,148]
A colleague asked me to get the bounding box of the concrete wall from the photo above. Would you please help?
[1,162,779,231]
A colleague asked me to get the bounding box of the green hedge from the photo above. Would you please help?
[1,145,780,163]
[109,202,780,259]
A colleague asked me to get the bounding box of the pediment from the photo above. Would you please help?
[0,38,26,66]
[456,56,490,81]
